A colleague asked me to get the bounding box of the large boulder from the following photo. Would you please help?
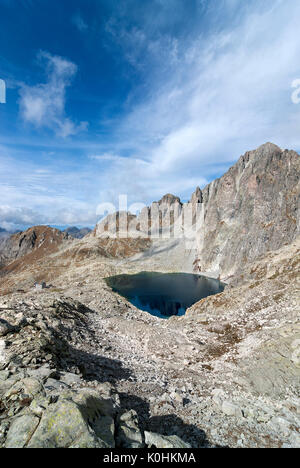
[27,389,116,448]
[2,383,118,448]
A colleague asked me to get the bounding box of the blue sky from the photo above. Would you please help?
[0,0,300,230]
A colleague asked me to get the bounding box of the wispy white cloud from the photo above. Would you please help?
[19,51,88,137]
[104,0,300,187]
[72,12,88,32]
[0,145,100,230]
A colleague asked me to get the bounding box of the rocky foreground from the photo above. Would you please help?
[0,236,299,448]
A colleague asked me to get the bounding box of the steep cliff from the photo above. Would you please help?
[193,143,299,279]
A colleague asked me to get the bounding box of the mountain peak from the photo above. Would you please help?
[158,194,182,205]
[254,142,283,156]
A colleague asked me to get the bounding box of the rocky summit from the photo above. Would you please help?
[0,143,299,448]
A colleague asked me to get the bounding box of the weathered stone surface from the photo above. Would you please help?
[116,410,144,448]
[0,370,10,381]
[195,143,300,279]
[44,378,70,392]
[145,431,191,448]
[0,319,14,337]
[5,415,40,448]
[221,401,243,418]
[2,371,195,449]
[27,366,55,382]
[59,372,82,386]
[27,391,115,448]
[4,377,45,400]
[0,226,71,269]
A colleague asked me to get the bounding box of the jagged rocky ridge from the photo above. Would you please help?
[93,142,300,279]
[0,226,71,269]
[193,143,300,279]
[1,143,299,281]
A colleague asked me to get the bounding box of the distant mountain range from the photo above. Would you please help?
[0,226,91,240]
[63,227,92,239]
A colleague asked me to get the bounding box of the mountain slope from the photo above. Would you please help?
[0,226,71,269]
[94,142,299,280]
[193,143,299,279]
[63,227,92,239]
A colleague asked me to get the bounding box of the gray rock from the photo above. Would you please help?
[27,366,56,382]
[5,415,40,448]
[145,431,192,449]
[4,377,45,399]
[59,372,82,386]
[28,389,116,448]
[0,319,14,337]
[197,143,300,278]
[0,370,10,381]
[44,378,70,392]
[221,401,243,418]
[116,410,144,448]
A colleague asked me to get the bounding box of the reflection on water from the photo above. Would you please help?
[105,272,225,319]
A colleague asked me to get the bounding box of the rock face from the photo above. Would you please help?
[94,212,138,238]
[93,194,183,239]
[92,143,299,278]
[1,372,139,448]
[158,194,182,206]
[145,431,191,449]
[0,370,190,449]
[136,194,183,236]
[190,187,203,205]
[194,143,300,278]
[0,226,71,269]
[63,227,92,239]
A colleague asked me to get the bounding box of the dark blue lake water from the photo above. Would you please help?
[105,272,225,319]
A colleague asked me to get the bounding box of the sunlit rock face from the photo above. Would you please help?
[92,143,300,280]
[194,143,300,279]
[93,212,138,238]
[136,194,183,236]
